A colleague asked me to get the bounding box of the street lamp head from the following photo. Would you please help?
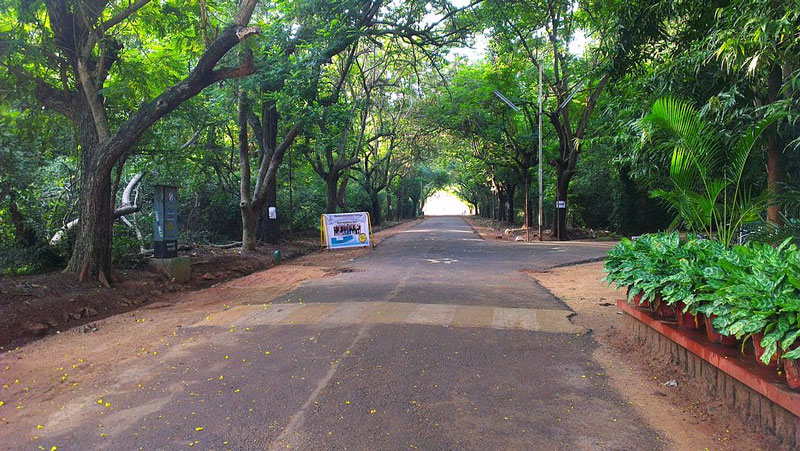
[492,90,521,112]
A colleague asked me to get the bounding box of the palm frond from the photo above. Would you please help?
[728,114,781,205]
[639,97,776,246]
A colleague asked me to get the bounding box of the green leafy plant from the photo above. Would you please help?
[606,232,800,365]
[707,239,800,363]
[639,97,779,247]
[660,238,724,314]
[604,232,683,305]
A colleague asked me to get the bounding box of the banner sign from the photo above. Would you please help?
[322,212,372,249]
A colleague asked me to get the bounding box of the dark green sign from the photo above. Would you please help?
[154,185,178,258]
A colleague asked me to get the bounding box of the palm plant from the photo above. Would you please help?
[639,97,778,247]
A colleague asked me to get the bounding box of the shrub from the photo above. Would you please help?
[605,233,800,364]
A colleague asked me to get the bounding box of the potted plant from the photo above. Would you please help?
[604,237,651,308]
[627,234,674,311]
[661,239,722,330]
[783,344,800,389]
[751,332,782,369]
[709,241,800,359]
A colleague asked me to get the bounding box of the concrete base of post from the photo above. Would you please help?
[148,256,191,283]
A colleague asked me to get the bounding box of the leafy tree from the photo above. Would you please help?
[705,0,800,224]
[1,0,261,283]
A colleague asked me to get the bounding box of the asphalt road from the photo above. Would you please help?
[38,217,662,450]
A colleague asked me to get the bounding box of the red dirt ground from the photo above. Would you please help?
[0,220,420,350]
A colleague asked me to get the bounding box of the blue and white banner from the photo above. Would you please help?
[323,212,371,249]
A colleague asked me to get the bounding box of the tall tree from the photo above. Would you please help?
[1,0,261,283]
[237,0,382,248]
[707,0,800,224]
[484,0,669,238]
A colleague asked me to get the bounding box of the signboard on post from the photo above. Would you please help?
[154,185,178,258]
[321,212,372,249]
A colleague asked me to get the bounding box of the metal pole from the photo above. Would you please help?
[525,178,530,241]
[538,62,544,241]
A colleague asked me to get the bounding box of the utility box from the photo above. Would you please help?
[154,185,178,258]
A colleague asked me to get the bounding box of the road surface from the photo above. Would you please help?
[17,217,662,450]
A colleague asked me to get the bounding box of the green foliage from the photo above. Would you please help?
[640,97,778,246]
[603,232,684,305]
[1,0,799,274]
[605,233,800,364]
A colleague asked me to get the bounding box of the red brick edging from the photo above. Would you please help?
[617,299,800,418]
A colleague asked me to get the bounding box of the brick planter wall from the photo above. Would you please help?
[620,301,799,448]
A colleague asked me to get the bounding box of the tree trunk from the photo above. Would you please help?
[410,195,420,218]
[257,177,278,244]
[766,134,783,224]
[238,90,256,252]
[326,174,339,214]
[66,160,114,280]
[497,191,506,221]
[766,63,785,224]
[370,192,382,226]
[8,192,35,247]
[66,103,114,280]
[507,185,516,224]
[524,174,533,229]
[554,172,570,241]
[337,174,349,211]
[386,193,392,222]
[241,205,257,251]
[259,100,280,244]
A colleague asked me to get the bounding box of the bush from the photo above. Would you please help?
[604,233,800,364]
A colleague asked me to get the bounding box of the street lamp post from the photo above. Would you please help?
[537,63,543,241]
[493,65,544,243]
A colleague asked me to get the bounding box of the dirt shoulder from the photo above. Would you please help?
[0,218,423,439]
[0,219,422,350]
[463,215,617,242]
[528,261,780,450]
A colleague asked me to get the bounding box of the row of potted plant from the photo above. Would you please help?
[603,232,800,389]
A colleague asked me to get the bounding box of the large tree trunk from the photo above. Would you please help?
[66,159,114,281]
[553,170,570,241]
[257,177,278,244]
[326,174,339,214]
[370,192,382,226]
[258,100,280,244]
[66,105,113,279]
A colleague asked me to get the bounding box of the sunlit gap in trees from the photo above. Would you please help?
[423,190,472,216]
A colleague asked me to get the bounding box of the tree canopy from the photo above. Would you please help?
[1,0,798,277]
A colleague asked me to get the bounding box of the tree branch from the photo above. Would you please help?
[97,3,261,171]
[50,171,144,245]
